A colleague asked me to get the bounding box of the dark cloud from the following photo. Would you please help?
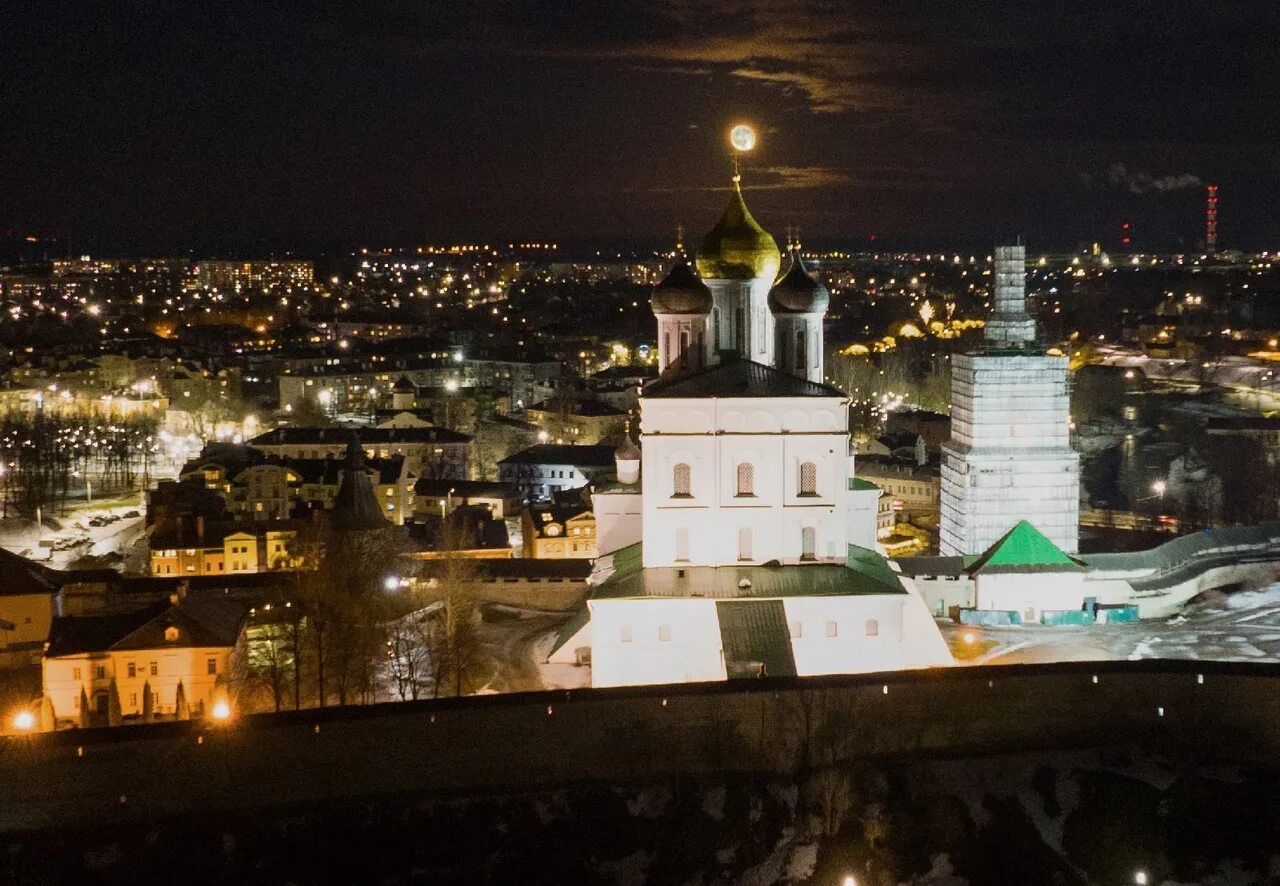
[0,0,1277,251]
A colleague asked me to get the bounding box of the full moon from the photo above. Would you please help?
[729,124,756,152]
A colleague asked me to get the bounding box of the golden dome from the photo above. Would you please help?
[695,178,780,282]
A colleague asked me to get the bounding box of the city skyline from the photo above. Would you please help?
[2,2,1278,254]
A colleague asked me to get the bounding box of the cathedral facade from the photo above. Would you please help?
[558,169,951,687]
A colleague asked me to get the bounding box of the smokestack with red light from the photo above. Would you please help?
[1206,184,1219,254]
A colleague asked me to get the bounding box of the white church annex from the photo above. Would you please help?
[554,144,951,687]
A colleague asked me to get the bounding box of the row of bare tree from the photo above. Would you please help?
[237,524,487,712]
[0,408,160,517]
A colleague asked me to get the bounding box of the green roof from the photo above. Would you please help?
[846,544,908,593]
[967,520,1085,575]
[547,606,590,658]
[848,477,882,492]
[716,600,796,678]
[592,561,903,601]
[642,359,846,399]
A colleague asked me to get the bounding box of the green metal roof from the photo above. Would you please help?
[845,544,908,592]
[642,359,847,399]
[547,606,590,658]
[848,477,882,492]
[716,600,797,678]
[967,520,1085,575]
[592,560,904,601]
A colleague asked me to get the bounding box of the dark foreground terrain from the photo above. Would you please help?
[6,745,1279,885]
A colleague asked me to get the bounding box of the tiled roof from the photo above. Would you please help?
[498,444,617,467]
[45,598,248,657]
[593,555,904,601]
[642,359,846,399]
[249,426,471,447]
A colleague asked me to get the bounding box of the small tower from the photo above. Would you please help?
[696,174,781,365]
[768,247,829,383]
[391,375,416,411]
[614,422,640,485]
[331,434,391,531]
[983,245,1035,346]
[651,259,712,377]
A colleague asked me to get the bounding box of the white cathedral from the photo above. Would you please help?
[555,165,951,687]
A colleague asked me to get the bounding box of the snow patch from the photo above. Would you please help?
[1226,585,1280,610]
[702,784,726,821]
[901,853,970,886]
[624,784,672,819]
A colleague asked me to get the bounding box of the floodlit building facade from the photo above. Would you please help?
[940,245,1080,555]
[550,169,951,685]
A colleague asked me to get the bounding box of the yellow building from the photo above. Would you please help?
[42,595,248,727]
[149,520,299,576]
[522,504,598,559]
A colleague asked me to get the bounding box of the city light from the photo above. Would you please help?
[210,701,232,722]
[11,710,35,731]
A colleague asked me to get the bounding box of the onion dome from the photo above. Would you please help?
[768,250,829,314]
[615,430,640,462]
[651,259,712,315]
[695,177,781,281]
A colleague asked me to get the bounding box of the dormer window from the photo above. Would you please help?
[164,626,179,642]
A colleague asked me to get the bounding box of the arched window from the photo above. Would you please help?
[672,463,691,497]
[865,618,880,637]
[799,461,818,496]
[801,526,816,561]
[675,527,690,561]
[738,527,753,561]
[736,462,754,496]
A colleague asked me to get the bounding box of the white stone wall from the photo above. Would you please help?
[975,571,1087,622]
[657,314,710,375]
[640,396,850,567]
[773,313,825,384]
[783,596,908,675]
[588,598,726,688]
[705,278,774,364]
[593,491,643,556]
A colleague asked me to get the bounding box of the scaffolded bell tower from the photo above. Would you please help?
[939,245,1079,556]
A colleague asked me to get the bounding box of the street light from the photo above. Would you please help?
[1134,872,1148,886]
[11,710,35,731]
[210,701,232,722]
[1152,481,1166,498]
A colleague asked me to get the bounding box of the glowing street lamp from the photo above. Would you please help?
[210,701,232,722]
[1152,481,1166,498]
[11,710,35,732]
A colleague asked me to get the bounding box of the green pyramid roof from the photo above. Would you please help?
[967,520,1085,575]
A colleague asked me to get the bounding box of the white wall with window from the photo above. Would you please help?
[640,395,853,567]
[588,597,726,688]
[782,595,912,676]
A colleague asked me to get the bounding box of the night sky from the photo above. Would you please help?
[2,2,1278,254]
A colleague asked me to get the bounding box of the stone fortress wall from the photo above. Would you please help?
[5,659,1280,833]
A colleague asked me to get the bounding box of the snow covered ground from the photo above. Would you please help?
[0,494,149,571]
[943,584,1280,666]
